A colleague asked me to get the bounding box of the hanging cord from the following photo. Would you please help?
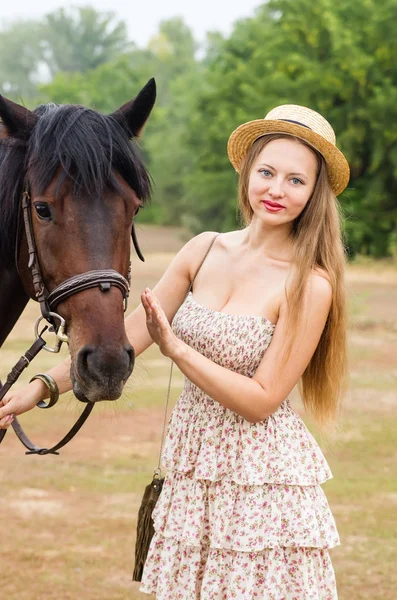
[153,233,220,478]
[154,360,173,476]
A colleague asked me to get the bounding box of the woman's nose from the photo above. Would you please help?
[268,178,285,198]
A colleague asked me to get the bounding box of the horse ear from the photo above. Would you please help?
[0,95,38,139]
[110,78,156,138]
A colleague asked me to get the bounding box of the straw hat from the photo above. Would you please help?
[227,104,349,196]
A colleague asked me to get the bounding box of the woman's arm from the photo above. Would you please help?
[124,231,218,356]
[142,271,332,423]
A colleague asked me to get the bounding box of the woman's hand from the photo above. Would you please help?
[0,379,47,429]
[141,288,185,360]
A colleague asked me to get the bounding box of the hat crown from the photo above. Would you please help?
[264,105,336,146]
[227,103,350,195]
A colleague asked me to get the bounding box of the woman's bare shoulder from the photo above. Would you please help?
[308,267,333,305]
[190,231,221,248]
[313,265,332,283]
[179,229,243,271]
[284,265,332,311]
[179,231,218,258]
[174,231,220,272]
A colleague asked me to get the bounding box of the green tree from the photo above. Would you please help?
[4,0,397,257]
[41,6,131,75]
[0,20,44,99]
[0,6,130,101]
[141,18,201,225]
[38,51,155,111]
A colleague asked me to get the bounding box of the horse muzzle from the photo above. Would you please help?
[72,343,135,402]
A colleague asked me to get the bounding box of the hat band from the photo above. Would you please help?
[278,118,311,130]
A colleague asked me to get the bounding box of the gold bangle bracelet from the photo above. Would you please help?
[30,373,60,409]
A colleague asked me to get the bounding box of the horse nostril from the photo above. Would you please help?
[126,344,135,372]
[77,345,95,378]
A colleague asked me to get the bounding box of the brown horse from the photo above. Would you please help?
[0,79,156,403]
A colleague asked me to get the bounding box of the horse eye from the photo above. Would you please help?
[34,202,52,220]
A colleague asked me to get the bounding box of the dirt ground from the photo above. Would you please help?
[0,225,396,600]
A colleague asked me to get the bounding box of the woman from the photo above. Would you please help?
[0,104,349,599]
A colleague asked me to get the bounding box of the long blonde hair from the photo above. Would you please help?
[239,134,347,426]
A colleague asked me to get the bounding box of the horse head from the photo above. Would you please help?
[0,79,156,403]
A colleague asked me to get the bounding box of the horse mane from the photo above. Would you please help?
[0,103,152,263]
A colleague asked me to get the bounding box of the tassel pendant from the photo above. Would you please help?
[132,474,164,582]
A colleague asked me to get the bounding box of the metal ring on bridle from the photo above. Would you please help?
[34,312,68,353]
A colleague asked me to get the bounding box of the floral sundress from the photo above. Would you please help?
[140,292,339,599]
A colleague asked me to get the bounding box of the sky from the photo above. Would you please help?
[0,0,263,47]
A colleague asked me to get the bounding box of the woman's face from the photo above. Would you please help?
[247,137,318,227]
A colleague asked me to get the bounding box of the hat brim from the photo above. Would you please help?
[227,119,350,196]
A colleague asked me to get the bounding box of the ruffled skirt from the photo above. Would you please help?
[140,396,339,599]
[141,538,337,599]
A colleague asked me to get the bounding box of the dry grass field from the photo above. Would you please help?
[0,225,396,600]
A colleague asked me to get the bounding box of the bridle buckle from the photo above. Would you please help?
[34,312,68,353]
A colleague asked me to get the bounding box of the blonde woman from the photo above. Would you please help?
[0,105,349,599]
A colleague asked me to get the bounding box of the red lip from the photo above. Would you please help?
[262,200,285,209]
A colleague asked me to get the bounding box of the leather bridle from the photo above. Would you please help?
[0,184,144,454]
[21,189,135,327]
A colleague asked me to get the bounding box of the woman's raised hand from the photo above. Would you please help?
[141,288,185,360]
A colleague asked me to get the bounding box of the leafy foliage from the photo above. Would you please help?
[1,1,397,256]
[41,7,131,75]
[0,20,44,98]
[0,6,129,98]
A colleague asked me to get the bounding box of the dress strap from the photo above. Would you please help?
[188,233,220,296]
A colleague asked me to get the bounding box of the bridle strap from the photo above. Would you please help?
[132,223,145,262]
[0,401,94,455]
[0,334,94,455]
[0,400,94,456]
[15,403,94,455]
[21,188,132,317]
[47,269,130,311]
[21,191,52,322]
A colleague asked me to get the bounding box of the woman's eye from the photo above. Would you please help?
[34,202,52,220]
[259,169,272,177]
[291,177,303,185]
